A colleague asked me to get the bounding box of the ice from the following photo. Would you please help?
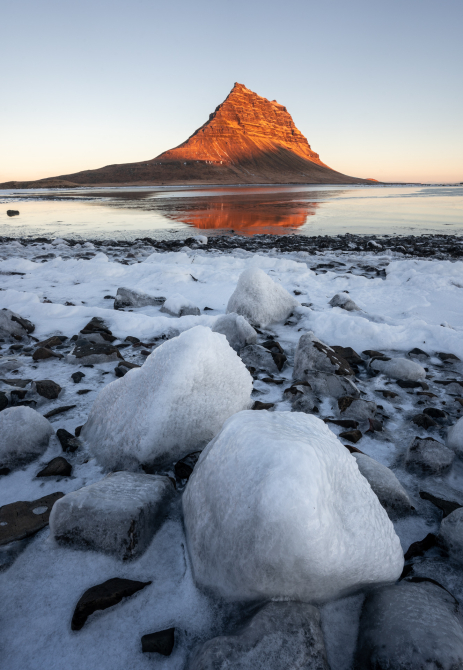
[371,357,426,380]
[355,580,463,669]
[188,601,329,670]
[447,416,463,457]
[438,508,463,564]
[226,267,299,328]
[183,411,403,603]
[211,313,257,352]
[352,453,413,518]
[0,407,54,470]
[50,472,174,559]
[160,293,201,317]
[82,326,253,470]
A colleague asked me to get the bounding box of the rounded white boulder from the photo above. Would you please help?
[183,411,403,603]
[371,357,426,381]
[0,406,54,469]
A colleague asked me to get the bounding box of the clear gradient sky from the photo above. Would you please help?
[1,0,462,184]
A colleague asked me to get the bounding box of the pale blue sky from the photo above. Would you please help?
[1,0,462,183]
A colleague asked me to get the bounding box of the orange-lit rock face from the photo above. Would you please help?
[157,83,328,168]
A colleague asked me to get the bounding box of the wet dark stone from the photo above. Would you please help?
[0,492,64,545]
[404,533,437,561]
[57,428,80,452]
[330,346,363,367]
[367,418,383,432]
[36,335,67,348]
[325,418,359,429]
[36,457,72,478]
[397,380,427,389]
[252,401,275,410]
[0,391,9,411]
[72,341,122,360]
[71,578,151,631]
[419,490,462,517]
[362,350,384,358]
[71,371,85,383]
[339,429,362,444]
[376,389,398,399]
[7,210,20,217]
[408,348,429,358]
[423,407,446,419]
[76,389,92,395]
[33,347,63,361]
[437,352,460,362]
[412,413,437,429]
[141,628,175,655]
[338,396,356,412]
[35,379,62,400]
[261,377,284,385]
[44,405,76,419]
[174,452,201,481]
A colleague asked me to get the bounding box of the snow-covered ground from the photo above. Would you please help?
[1,237,463,669]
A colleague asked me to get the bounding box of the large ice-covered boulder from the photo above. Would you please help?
[371,357,426,381]
[0,406,54,470]
[50,472,174,559]
[226,267,299,328]
[447,417,463,457]
[352,453,413,518]
[294,332,354,379]
[355,580,463,669]
[212,313,257,352]
[187,601,329,670]
[82,326,253,470]
[0,308,35,342]
[183,411,403,603]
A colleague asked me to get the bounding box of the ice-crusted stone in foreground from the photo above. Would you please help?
[188,601,329,670]
[240,344,279,375]
[338,397,376,421]
[50,472,174,559]
[183,411,403,603]
[448,417,463,457]
[82,326,253,470]
[0,308,34,342]
[352,453,413,519]
[114,287,165,309]
[438,508,463,564]
[405,436,454,475]
[371,357,426,381]
[160,293,200,317]
[0,406,54,470]
[212,313,257,352]
[293,331,354,379]
[329,292,361,311]
[306,372,360,399]
[226,267,299,328]
[355,580,463,670]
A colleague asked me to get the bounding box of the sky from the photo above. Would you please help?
[1,0,462,184]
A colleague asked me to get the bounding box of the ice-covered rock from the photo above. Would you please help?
[193,235,207,245]
[293,332,354,380]
[307,372,360,399]
[239,344,279,375]
[114,287,165,310]
[285,383,318,413]
[226,267,299,328]
[338,397,377,421]
[438,507,463,564]
[0,308,35,342]
[355,579,463,670]
[447,417,463,457]
[187,601,329,670]
[68,339,123,365]
[0,406,54,470]
[371,357,426,381]
[50,472,174,559]
[329,292,360,311]
[405,437,454,475]
[183,411,403,603]
[212,313,257,352]
[82,326,253,470]
[160,293,200,317]
[352,453,413,518]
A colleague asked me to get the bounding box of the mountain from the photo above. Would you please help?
[1,83,372,188]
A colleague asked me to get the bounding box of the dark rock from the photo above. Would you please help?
[367,418,383,432]
[0,378,32,388]
[7,210,20,217]
[75,425,83,437]
[36,335,67,348]
[397,379,428,389]
[0,492,64,545]
[44,405,76,419]
[76,389,92,395]
[33,347,63,361]
[423,407,446,419]
[36,457,72,478]
[362,349,384,358]
[0,466,11,476]
[375,389,398,399]
[141,628,175,655]
[0,391,9,411]
[412,413,437,429]
[261,377,284,385]
[71,371,85,383]
[338,396,355,413]
[404,533,437,561]
[261,340,284,354]
[325,418,359,429]
[437,352,460,362]
[408,348,429,358]
[174,452,201,481]
[419,490,462,517]
[331,345,363,367]
[71,341,122,362]
[35,379,62,399]
[71,578,151,631]
[252,401,275,410]
[80,317,113,336]
[10,313,34,333]
[343,444,364,454]
[339,429,362,443]
[115,360,141,377]
[57,428,80,452]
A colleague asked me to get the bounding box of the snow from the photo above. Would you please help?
[183,411,403,603]
[50,472,174,559]
[160,293,200,317]
[82,326,253,470]
[448,417,463,457]
[226,267,299,328]
[211,313,257,352]
[371,357,426,380]
[0,407,54,469]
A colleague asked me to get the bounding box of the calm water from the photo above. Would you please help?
[0,184,462,240]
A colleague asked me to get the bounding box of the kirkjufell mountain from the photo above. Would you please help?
[1,83,372,187]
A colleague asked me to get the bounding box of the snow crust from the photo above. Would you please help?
[183,411,403,603]
[0,407,54,469]
[211,313,257,352]
[447,417,463,457]
[371,357,426,380]
[226,267,299,327]
[82,326,253,470]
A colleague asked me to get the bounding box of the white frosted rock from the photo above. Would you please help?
[183,411,403,603]
[188,601,329,670]
[371,357,426,381]
[212,313,257,352]
[352,453,413,518]
[294,331,353,380]
[438,507,463,564]
[0,406,54,470]
[114,287,165,309]
[405,437,454,475]
[193,235,207,245]
[447,417,463,457]
[0,308,34,342]
[239,344,279,375]
[50,472,174,559]
[160,293,200,317]
[329,293,360,311]
[82,326,253,470]
[226,267,299,328]
[355,580,463,670]
[339,397,377,421]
